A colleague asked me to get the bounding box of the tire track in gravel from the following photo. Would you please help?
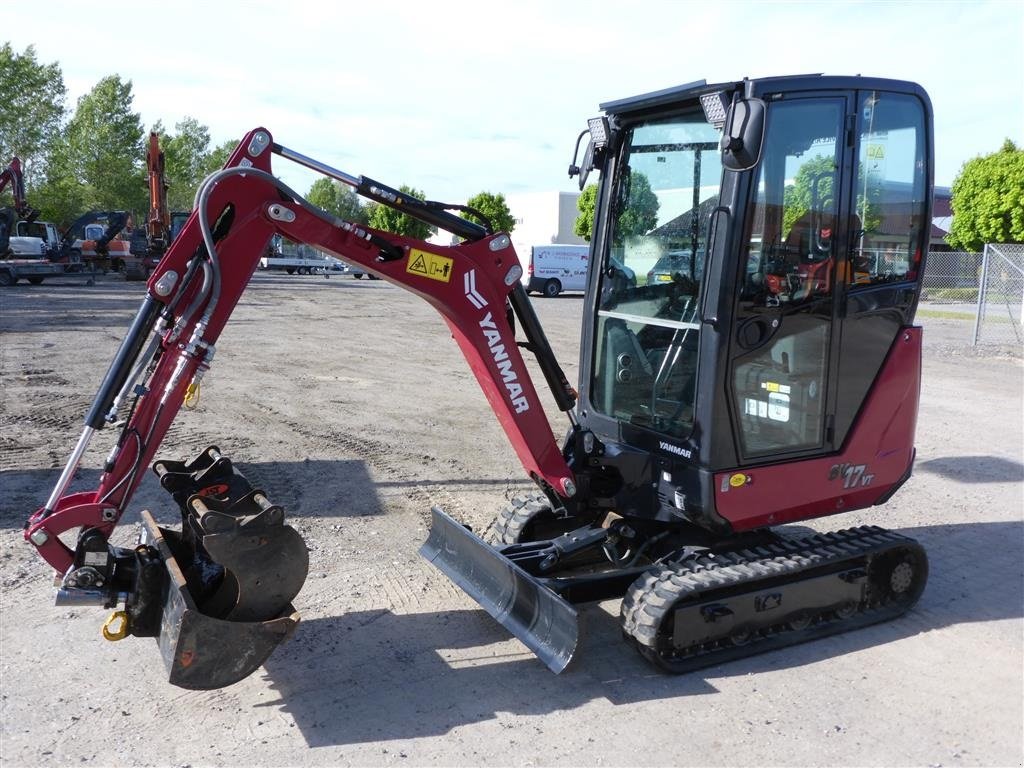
[239,399,484,524]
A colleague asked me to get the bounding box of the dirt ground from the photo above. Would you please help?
[1,272,1021,768]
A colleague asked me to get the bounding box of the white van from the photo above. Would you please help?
[521,244,589,297]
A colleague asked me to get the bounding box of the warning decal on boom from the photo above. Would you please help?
[407,249,454,283]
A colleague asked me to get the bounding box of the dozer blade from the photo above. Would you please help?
[139,510,300,690]
[420,506,578,673]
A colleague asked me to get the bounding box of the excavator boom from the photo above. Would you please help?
[1,157,39,255]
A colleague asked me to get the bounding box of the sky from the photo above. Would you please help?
[7,0,1024,203]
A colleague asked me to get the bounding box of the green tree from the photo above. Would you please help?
[781,155,881,238]
[31,142,87,227]
[617,172,659,239]
[336,184,368,224]
[306,178,368,224]
[367,184,433,240]
[462,191,515,234]
[574,184,598,240]
[947,139,1024,250]
[0,44,66,185]
[158,117,214,211]
[575,172,659,243]
[64,75,145,212]
[200,139,235,179]
[782,155,836,236]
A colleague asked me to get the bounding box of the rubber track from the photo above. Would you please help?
[620,525,926,673]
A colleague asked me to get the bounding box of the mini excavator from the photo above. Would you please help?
[25,75,933,688]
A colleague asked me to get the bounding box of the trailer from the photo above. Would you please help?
[0,256,68,286]
[258,254,330,274]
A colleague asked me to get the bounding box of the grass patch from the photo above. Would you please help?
[917,309,977,321]
[924,287,979,302]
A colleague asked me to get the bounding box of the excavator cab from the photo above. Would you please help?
[577,77,932,532]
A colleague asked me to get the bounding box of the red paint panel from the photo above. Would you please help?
[715,327,921,531]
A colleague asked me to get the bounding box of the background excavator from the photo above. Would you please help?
[0,157,39,256]
[1,160,128,284]
[125,132,188,281]
[25,74,933,689]
[51,210,132,272]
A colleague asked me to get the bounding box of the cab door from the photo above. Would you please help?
[728,94,852,461]
[832,90,931,446]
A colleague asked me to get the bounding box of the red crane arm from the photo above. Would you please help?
[25,128,575,573]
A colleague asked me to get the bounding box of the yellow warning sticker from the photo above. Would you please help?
[729,473,747,488]
[763,381,780,393]
[406,249,454,283]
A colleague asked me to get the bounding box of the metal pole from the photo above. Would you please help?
[972,244,989,345]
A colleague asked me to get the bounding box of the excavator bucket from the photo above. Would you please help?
[101,447,312,689]
[420,507,579,673]
[139,510,302,690]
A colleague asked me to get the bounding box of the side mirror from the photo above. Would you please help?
[578,139,596,190]
[720,98,766,171]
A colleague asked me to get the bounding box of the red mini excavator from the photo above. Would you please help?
[25,74,933,688]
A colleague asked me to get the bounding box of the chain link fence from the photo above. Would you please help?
[917,247,1022,352]
[921,251,983,305]
[973,243,1024,347]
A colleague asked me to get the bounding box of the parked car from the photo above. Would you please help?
[604,256,637,294]
[646,249,705,285]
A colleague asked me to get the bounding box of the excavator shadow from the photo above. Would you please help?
[0,458,389,531]
[258,606,715,747]
[0,459,522,532]
[917,454,1024,483]
[259,519,1022,747]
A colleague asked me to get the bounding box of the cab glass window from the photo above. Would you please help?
[590,109,722,436]
[732,99,843,457]
[849,92,927,286]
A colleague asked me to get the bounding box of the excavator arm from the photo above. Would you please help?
[0,156,37,221]
[23,128,577,687]
[1,157,39,255]
[146,131,171,249]
[27,127,575,570]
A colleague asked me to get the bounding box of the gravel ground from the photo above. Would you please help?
[1,272,1021,767]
